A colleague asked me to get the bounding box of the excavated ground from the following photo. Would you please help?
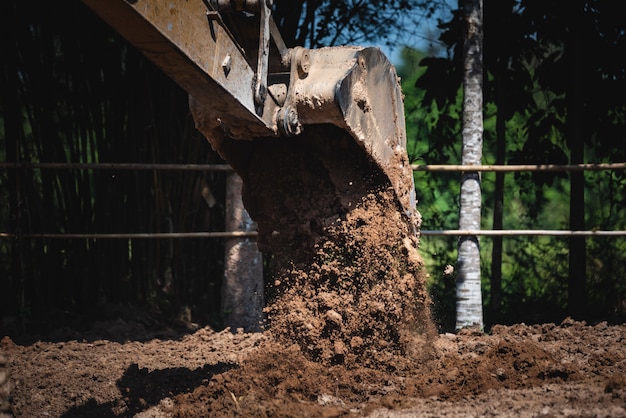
[2,126,626,417]
[3,318,626,417]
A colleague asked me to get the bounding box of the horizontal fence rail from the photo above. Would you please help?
[0,162,234,171]
[2,162,625,172]
[2,230,625,239]
[0,232,257,239]
[412,162,626,172]
[420,230,626,236]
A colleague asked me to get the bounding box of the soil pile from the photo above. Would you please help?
[0,354,12,418]
[166,124,437,416]
[240,124,433,367]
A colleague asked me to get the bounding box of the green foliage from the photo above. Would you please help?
[399,47,462,332]
[402,0,626,329]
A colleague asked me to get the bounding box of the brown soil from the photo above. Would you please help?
[2,318,626,417]
[3,125,626,417]
[238,124,433,369]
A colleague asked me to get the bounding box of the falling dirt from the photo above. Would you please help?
[238,124,433,367]
[3,118,626,417]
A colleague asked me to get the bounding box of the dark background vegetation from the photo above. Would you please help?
[1,0,625,334]
[0,1,230,329]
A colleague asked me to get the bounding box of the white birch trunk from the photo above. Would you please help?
[456,0,484,330]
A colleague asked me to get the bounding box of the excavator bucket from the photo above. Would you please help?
[190,45,419,232]
[82,0,420,235]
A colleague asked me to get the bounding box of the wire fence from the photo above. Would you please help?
[1,161,625,238]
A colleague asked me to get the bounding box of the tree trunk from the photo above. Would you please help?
[489,59,507,325]
[566,0,587,316]
[456,0,484,331]
[222,172,264,332]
